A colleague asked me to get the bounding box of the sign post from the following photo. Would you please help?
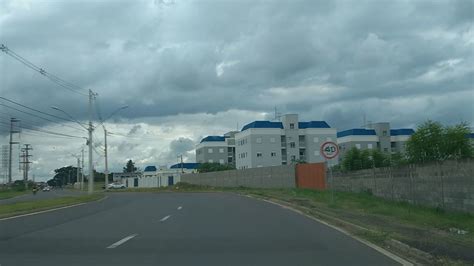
[321,141,339,204]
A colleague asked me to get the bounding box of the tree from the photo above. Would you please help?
[123,160,138,173]
[406,120,472,163]
[197,163,235,173]
[51,166,79,187]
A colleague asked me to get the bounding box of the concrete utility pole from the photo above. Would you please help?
[104,127,109,189]
[180,154,184,173]
[88,89,95,194]
[76,157,80,188]
[8,118,20,184]
[81,148,84,190]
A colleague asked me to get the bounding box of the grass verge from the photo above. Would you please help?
[0,190,29,200]
[0,193,104,219]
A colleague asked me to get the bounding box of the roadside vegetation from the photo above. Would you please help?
[0,193,104,218]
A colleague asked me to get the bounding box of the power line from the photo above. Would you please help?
[0,97,88,127]
[0,44,89,96]
[0,121,85,139]
[0,102,86,131]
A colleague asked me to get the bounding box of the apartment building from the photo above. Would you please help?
[234,114,337,169]
[336,122,414,161]
[195,131,237,166]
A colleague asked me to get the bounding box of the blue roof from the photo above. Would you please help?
[299,121,331,129]
[144,166,157,172]
[390,129,415,136]
[241,121,283,131]
[170,163,200,169]
[200,136,226,143]
[241,120,331,131]
[337,129,377,138]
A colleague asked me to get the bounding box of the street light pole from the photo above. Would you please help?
[88,89,94,194]
[81,147,84,190]
[104,127,109,190]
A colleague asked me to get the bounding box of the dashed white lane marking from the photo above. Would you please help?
[107,234,138,249]
[177,206,182,210]
[160,215,171,222]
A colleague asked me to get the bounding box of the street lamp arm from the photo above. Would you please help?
[50,106,89,130]
[99,105,129,127]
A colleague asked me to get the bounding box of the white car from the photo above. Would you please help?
[42,186,51,192]
[107,183,125,189]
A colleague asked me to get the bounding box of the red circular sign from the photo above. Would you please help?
[321,141,339,159]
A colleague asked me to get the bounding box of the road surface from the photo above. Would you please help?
[0,192,402,266]
[0,189,84,205]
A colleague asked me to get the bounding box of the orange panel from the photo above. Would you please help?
[296,163,326,190]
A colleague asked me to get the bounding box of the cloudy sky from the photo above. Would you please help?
[0,0,473,181]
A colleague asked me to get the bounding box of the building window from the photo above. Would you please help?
[219,159,224,164]
[257,152,262,157]
[291,155,296,161]
[384,148,389,152]
[208,159,213,163]
[355,144,361,149]
[299,150,305,156]
[326,137,332,141]
[219,148,224,153]
[383,130,387,136]
[270,137,275,143]
[290,142,296,148]
[290,123,295,129]
[368,143,373,149]
[314,150,320,156]
[271,152,277,157]
[256,137,262,143]
[391,142,396,148]
[282,162,287,165]
[313,137,319,143]
[228,157,233,163]
[208,148,213,153]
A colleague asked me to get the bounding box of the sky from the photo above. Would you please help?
[0,0,473,181]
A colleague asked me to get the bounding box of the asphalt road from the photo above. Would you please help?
[0,192,402,266]
[0,189,84,205]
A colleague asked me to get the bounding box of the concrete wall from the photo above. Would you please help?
[181,165,296,188]
[330,159,474,213]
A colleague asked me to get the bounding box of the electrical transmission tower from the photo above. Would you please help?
[1,145,8,184]
[20,144,32,189]
[8,118,21,184]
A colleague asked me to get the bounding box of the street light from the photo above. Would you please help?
[101,105,128,190]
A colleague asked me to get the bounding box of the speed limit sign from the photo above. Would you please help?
[321,141,339,160]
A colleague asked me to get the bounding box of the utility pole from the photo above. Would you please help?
[81,147,84,190]
[88,89,95,194]
[76,157,80,188]
[20,144,32,189]
[8,118,20,184]
[104,127,109,190]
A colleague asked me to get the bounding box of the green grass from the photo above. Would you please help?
[0,193,104,218]
[259,188,474,234]
[0,189,29,200]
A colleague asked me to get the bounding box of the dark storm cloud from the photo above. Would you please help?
[1,0,472,129]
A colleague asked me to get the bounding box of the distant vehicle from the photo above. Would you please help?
[107,183,125,189]
[42,186,51,192]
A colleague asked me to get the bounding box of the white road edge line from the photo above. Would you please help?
[177,206,182,210]
[0,196,109,221]
[107,234,138,249]
[160,215,171,222]
[244,195,413,266]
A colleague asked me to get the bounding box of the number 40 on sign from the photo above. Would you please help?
[321,141,339,160]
